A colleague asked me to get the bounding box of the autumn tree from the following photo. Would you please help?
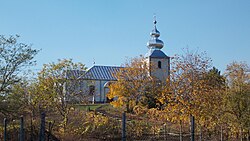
[107,56,163,113]
[160,49,225,139]
[224,61,250,140]
[198,67,227,139]
[31,59,87,133]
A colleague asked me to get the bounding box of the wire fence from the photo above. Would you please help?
[1,111,249,141]
[0,113,59,141]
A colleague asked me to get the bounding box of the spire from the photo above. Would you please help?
[147,16,164,49]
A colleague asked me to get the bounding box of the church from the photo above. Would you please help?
[67,18,170,103]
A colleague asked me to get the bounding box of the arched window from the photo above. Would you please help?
[89,85,95,95]
[158,61,162,69]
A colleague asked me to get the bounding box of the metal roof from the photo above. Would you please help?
[145,49,169,58]
[83,65,122,80]
[66,70,86,79]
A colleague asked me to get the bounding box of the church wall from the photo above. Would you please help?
[66,79,110,103]
[93,80,109,103]
[65,79,92,103]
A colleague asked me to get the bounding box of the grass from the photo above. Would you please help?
[75,104,104,111]
[75,103,124,119]
[75,103,118,111]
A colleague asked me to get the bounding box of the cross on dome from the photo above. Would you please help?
[146,16,164,49]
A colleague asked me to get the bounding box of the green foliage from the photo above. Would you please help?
[31,59,87,133]
[1,81,30,117]
[205,67,226,88]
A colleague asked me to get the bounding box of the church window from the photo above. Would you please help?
[158,61,162,69]
[89,85,95,95]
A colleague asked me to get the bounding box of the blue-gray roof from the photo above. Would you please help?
[66,70,86,79]
[83,65,122,80]
[145,49,169,58]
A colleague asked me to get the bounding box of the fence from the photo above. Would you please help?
[1,113,59,141]
[119,112,197,141]
[1,110,249,141]
[88,111,249,141]
[83,111,199,141]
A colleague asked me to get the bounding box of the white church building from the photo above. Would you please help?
[67,18,170,103]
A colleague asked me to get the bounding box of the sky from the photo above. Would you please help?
[0,0,250,73]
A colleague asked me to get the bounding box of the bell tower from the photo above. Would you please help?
[145,16,170,81]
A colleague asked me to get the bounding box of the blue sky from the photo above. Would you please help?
[0,0,249,72]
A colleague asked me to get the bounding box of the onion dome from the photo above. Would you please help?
[147,17,164,49]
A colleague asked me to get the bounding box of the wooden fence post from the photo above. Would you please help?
[39,112,46,141]
[4,118,7,141]
[30,114,33,141]
[164,123,167,141]
[48,121,54,141]
[199,125,202,141]
[180,120,183,141]
[190,115,195,141]
[20,115,24,141]
[122,112,126,141]
[247,130,250,141]
[220,126,223,141]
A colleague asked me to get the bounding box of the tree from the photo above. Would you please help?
[160,49,223,139]
[31,59,87,133]
[165,49,212,114]
[0,79,30,118]
[107,56,162,113]
[0,35,38,95]
[0,35,39,116]
[199,67,227,139]
[205,67,225,89]
[224,61,250,140]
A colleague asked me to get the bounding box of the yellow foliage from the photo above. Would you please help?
[107,56,161,112]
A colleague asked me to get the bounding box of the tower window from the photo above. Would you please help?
[158,61,162,69]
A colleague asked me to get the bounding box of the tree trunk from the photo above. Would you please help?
[63,114,68,134]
